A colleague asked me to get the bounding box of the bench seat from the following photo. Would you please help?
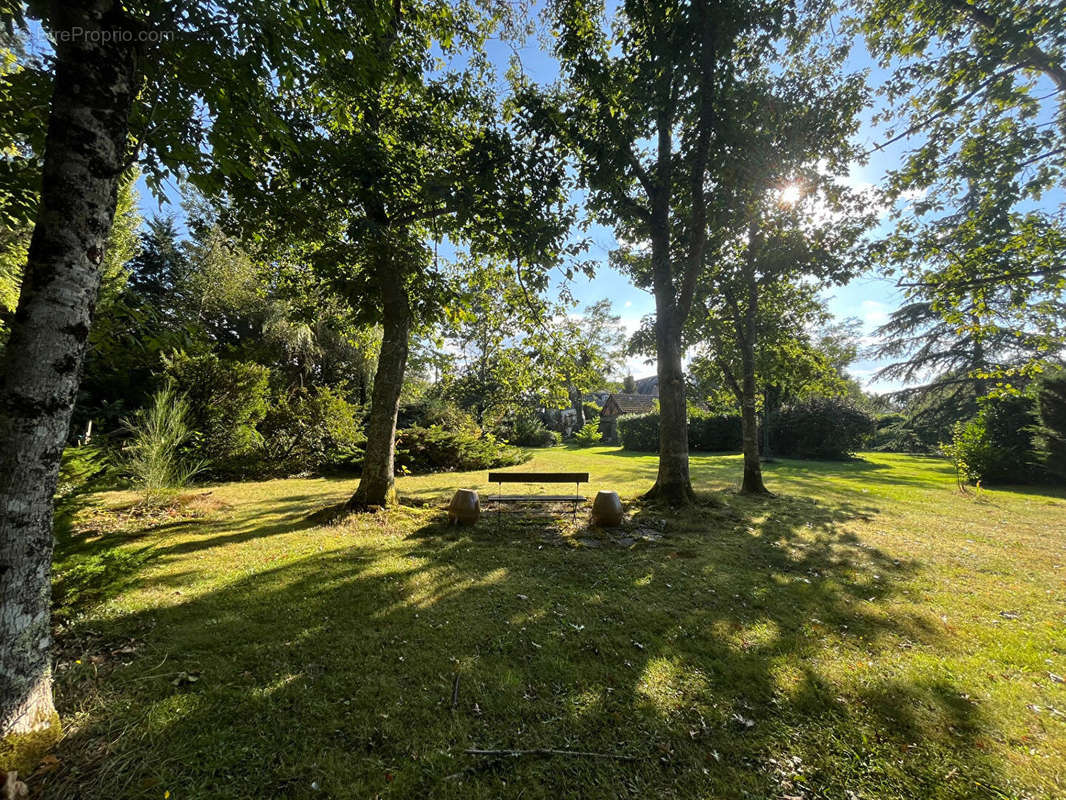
[486,494,586,503]
[485,471,590,525]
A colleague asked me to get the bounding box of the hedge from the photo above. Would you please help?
[618,410,742,452]
[770,398,874,460]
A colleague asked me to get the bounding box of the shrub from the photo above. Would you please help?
[688,409,742,451]
[869,413,931,453]
[618,412,661,451]
[259,386,365,474]
[57,438,121,500]
[501,410,560,448]
[942,418,994,488]
[121,385,203,501]
[394,425,527,474]
[164,351,270,468]
[1037,369,1066,482]
[770,398,874,459]
[976,394,1042,483]
[620,410,743,452]
[573,420,603,447]
[398,396,476,432]
[943,394,1043,485]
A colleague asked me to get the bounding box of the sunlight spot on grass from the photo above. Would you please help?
[733,619,781,653]
[48,450,1066,797]
[252,672,302,697]
[637,657,710,715]
[378,565,510,613]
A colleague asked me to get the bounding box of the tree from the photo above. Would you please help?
[622,374,637,394]
[871,293,1057,433]
[1,0,396,743]
[527,0,849,504]
[614,38,871,493]
[691,46,872,492]
[126,217,189,316]
[525,0,725,504]
[691,213,866,494]
[0,26,49,345]
[547,299,626,428]
[441,259,555,426]
[1036,368,1066,481]
[858,0,1066,384]
[218,5,574,508]
[690,286,850,477]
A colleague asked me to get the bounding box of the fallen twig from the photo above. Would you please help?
[464,748,645,761]
[450,673,461,710]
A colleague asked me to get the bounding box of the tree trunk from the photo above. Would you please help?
[644,207,694,504]
[740,358,767,494]
[1,0,140,741]
[739,292,768,495]
[348,271,411,509]
[570,387,585,429]
[650,310,694,504]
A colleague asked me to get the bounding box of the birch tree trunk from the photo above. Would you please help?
[1,0,139,740]
[348,268,411,509]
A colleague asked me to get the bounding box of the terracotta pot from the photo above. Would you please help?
[590,490,623,527]
[448,489,480,525]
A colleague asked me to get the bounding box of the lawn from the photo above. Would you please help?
[28,447,1066,799]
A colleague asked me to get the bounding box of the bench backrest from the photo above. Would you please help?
[488,472,589,484]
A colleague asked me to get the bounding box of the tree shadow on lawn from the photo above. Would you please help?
[36,492,1022,800]
[981,483,1066,502]
[51,492,342,625]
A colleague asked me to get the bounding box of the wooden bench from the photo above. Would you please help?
[486,471,589,524]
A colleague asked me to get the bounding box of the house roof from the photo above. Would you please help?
[601,393,657,417]
[634,375,659,396]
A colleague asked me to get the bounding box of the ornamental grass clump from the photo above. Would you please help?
[122,385,204,503]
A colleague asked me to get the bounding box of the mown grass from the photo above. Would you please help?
[31,447,1066,799]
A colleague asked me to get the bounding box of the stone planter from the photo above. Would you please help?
[448,489,480,525]
[590,490,623,527]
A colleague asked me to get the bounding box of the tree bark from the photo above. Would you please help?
[739,346,767,495]
[738,284,768,495]
[348,269,411,509]
[1,0,140,740]
[570,386,585,430]
[644,195,695,506]
[642,1,716,507]
[649,305,694,504]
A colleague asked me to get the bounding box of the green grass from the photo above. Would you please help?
[33,447,1066,799]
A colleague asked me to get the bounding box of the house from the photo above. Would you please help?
[599,392,658,443]
[633,375,659,396]
[601,393,658,418]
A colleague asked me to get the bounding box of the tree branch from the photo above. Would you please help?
[866,62,1027,155]
[942,0,1066,94]
[897,267,1064,290]
[677,0,716,322]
